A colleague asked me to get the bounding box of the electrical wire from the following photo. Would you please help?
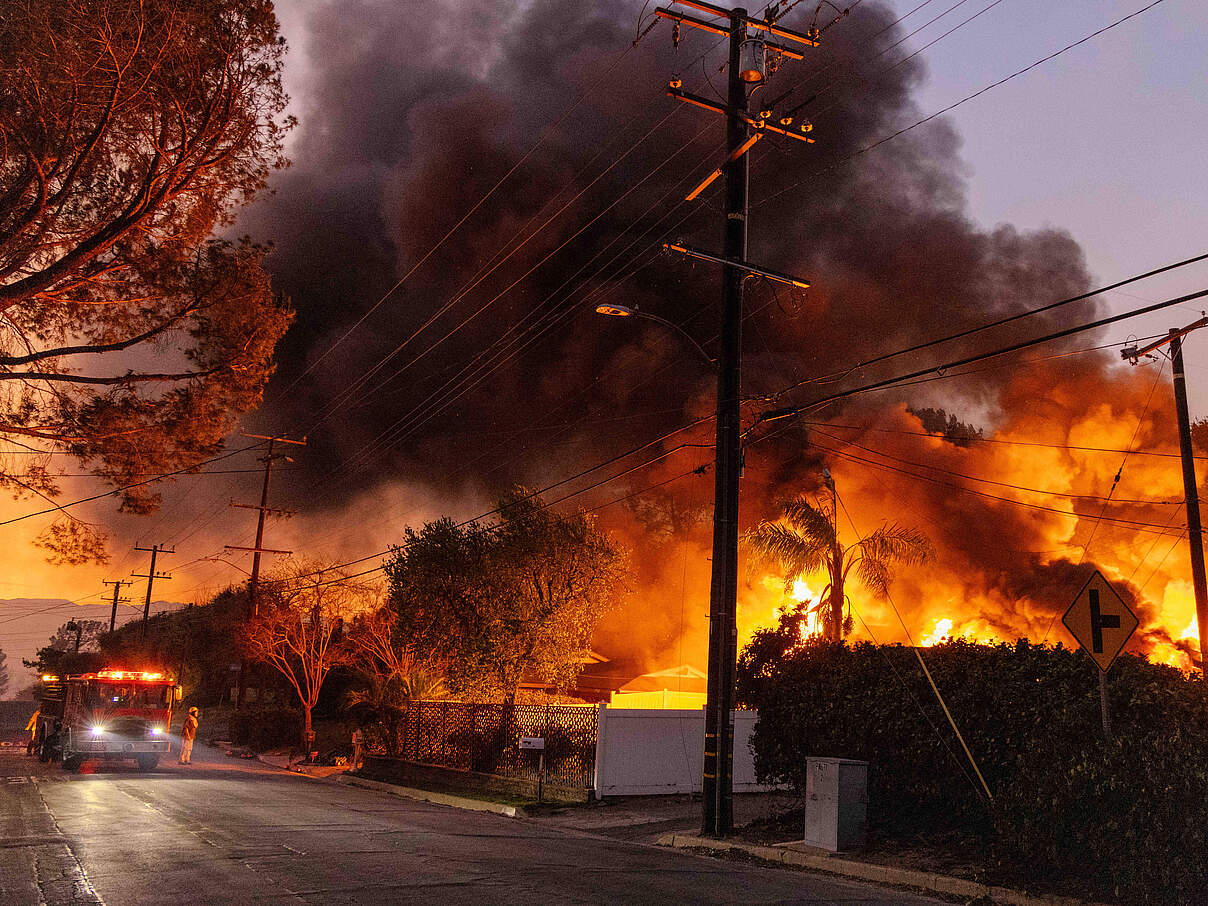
[799,418,1208,462]
[308,103,689,428]
[326,127,721,481]
[279,39,644,394]
[767,250,1208,400]
[836,493,993,800]
[0,442,266,528]
[807,438,1186,536]
[758,0,1170,208]
[759,287,1208,422]
[809,426,1181,507]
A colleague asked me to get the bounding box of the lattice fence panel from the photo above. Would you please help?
[380,702,598,789]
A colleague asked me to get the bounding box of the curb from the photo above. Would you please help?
[336,774,520,818]
[656,834,1111,906]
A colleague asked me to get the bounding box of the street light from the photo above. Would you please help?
[594,303,716,369]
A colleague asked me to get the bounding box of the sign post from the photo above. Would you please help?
[1062,570,1139,742]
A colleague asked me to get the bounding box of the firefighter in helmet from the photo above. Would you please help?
[179,707,199,764]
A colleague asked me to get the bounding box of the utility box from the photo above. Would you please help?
[803,757,868,852]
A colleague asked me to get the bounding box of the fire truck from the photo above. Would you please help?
[36,669,181,772]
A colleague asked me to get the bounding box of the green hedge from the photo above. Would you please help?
[737,632,1208,905]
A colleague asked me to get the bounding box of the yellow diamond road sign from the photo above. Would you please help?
[1062,570,1139,672]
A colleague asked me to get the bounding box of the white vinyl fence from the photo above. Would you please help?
[592,707,780,798]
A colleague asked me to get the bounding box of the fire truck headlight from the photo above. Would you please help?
[90,725,105,736]
[150,726,163,736]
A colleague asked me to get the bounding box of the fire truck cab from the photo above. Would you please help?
[36,669,181,772]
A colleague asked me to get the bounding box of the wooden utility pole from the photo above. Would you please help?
[228,432,305,708]
[133,544,174,639]
[1170,330,1208,681]
[102,579,133,633]
[1122,318,1208,684]
[658,0,818,837]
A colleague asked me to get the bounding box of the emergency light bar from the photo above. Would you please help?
[82,669,168,681]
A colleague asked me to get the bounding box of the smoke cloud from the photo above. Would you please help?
[230,1,1192,671]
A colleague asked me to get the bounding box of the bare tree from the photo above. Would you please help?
[0,0,294,560]
[241,563,376,755]
[345,607,446,756]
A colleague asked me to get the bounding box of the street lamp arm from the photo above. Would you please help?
[629,310,717,369]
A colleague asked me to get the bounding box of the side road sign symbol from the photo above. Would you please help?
[1062,570,1139,672]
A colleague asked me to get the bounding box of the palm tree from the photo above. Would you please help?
[747,493,933,642]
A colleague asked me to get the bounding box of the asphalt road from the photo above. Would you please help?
[0,742,948,905]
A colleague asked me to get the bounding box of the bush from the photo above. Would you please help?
[737,630,1208,905]
[228,706,302,752]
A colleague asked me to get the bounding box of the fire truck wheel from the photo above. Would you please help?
[62,756,82,773]
[136,755,159,771]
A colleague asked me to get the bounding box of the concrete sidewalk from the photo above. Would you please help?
[528,791,799,843]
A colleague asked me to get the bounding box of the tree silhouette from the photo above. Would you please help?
[747,494,932,642]
[0,0,294,561]
[241,562,375,754]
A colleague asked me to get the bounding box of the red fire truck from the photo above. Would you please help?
[36,669,181,771]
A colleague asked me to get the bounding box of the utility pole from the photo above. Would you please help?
[133,544,174,640]
[228,432,305,708]
[1122,318,1208,686]
[823,468,842,641]
[65,620,82,653]
[102,579,133,633]
[657,0,818,837]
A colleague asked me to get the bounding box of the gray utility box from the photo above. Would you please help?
[803,757,868,852]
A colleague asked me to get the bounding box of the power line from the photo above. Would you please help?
[0,442,265,528]
[757,286,1208,423]
[308,103,691,427]
[758,0,1170,207]
[799,418,1208,461]
[801,0,1008,122]
[280,40,644,393]
[809,426,1183,508]
[808,438,1186,536]
[767,249,1208,400]
[284,415,719,585]
[325,125,719,480]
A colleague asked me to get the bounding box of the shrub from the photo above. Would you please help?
[228,706,301,752]
[737,630,1208,905]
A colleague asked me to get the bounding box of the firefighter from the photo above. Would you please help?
[179,707,199,764]
[24,708,40,755]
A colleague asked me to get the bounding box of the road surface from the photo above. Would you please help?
[1,742,949,905]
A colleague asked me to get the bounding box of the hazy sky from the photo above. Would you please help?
[3,0,1206,687]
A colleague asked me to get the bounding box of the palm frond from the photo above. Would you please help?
[779,495,837,547]
[854,555,893,599]
[746,521,829,577]
[857,523,934,567]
